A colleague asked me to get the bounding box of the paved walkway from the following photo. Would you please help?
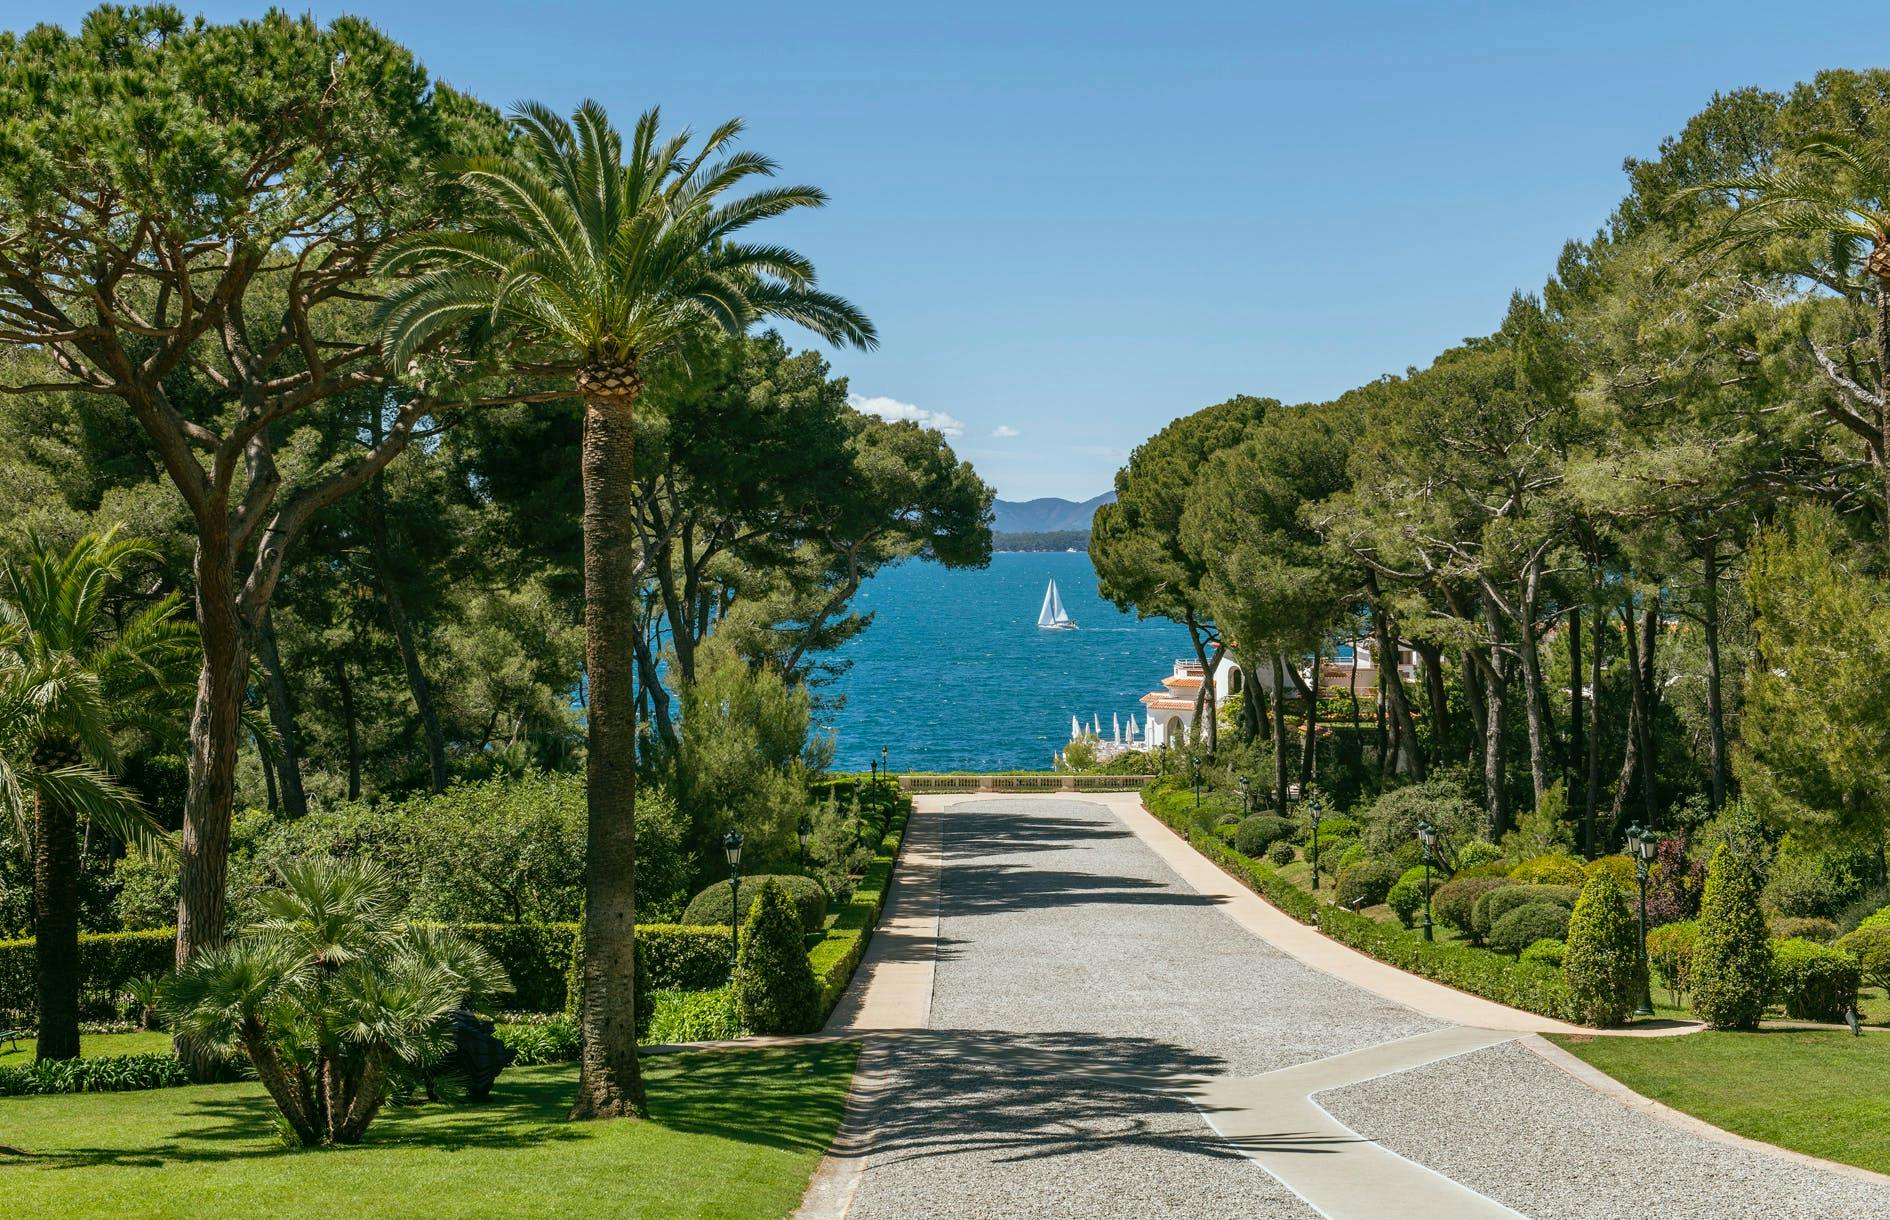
[803,794,1890,1219]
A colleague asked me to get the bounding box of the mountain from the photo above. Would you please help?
[991,492,1115,535]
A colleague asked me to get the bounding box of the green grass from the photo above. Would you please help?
[1550,1028,1890,1174]
[0,1043,858,1218]
[0,1031,174,1062]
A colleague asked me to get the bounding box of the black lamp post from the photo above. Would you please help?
[1417,818,1437,942]
[1191,754,1202,809]
[870,759,878,785]
[723,830,745,976]
[797,815,812,875]
[1239,775,1251,816]
[1308,793,1323,892]
[881,745,889,779]
[1627,824,1657,1017]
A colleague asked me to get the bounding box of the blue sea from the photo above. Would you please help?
[817,551,1195,772]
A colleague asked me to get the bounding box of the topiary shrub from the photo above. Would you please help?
[1562,872,1644,1026]
[1234,815,1295,858]
[1646,920,1699,1006]
[1521,938,1566,969]
[1313,835,1356,877]
[1266,840,1296,867]
[1691,844,1773,1030]
[1434,875,1508,941]
[685,874,827,934]
[1336,842,1370,875]
[1488,902,1573,957]
[1769,937,1859,1023]
[1334,859,1401,910]
[1771,916,1839,944]
[1473,884,1580,942]
[1510,854,1587,886]
[1385,865,1440,930]
[1583,855,1636,888]
[1836,923,1890,996]
[733,881,821,1035]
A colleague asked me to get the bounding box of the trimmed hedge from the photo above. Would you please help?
[1433,875,1507,940]
[454,922,577,1012]
[1770,936,1859,1023]
[0,929,174,1022]
[1473,884,1579,941]
[1562,873,1643,1026]
[809,797,913,1017]
[684,874,828,934]
[1509,854,1587,885]
[1488,902,1572,957]
[1521,938,1566,968]
[0,1052,189,1096]
[735,881,822,1034]
[1234,815,1295,857]
[1335,859,1400,910]
[1692,844,1773,1030]
[638,925,736,992]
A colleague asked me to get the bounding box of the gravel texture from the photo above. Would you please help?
[1317,1039,1890,1220]
[846,796,1434,1219]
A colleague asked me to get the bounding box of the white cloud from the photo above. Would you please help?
[991,425,1021,438]
[847,392,964,437]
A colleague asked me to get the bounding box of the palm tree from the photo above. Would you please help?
[1677,131,1890,554]
[375,102,874,1119]
[0,531,190,1059]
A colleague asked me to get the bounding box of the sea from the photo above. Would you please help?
[817,551,1195,772]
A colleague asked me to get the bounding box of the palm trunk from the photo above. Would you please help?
[256,610,309,817]
[32,776,80,1061]
[569,370,648,1122]
[1878,283,1890,557]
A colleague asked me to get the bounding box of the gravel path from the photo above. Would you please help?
[845,796,1434,1219]
[1317,1039,1890,1220]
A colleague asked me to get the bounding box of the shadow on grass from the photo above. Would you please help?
[646,1044,857,1154]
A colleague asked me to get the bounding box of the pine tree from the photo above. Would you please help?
[1691,843,1773,1030]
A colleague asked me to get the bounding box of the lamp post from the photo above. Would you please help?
[1239,775,1251,816]
[1308,793,1323,892]
[870,759,878,785]
[881,745,889,779]
[1416,819,1437,942]
[797,815,812,875]
[723,830,745,977]
[1627,824,1657,1017]
[1191,754,1202,809]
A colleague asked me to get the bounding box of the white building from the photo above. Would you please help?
[1138,643,1419,747]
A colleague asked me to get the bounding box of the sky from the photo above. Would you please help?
[25,2,1878,498]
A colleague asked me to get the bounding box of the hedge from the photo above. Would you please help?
[684,874,828,934]
[810,796,913,1017]
[1143,787,1578,1023]
[0,1053,189,1097]
[1770,936,1859,1023]
[0,929,174,1022]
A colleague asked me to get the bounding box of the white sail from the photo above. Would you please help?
[1037,579,1076,629]
[1071,715,1082,739]
[1113,712,1121,743]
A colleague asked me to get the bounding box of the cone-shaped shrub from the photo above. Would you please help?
[1562,872,1644,1026]
[1690,844,1773,1030]
[734,881,821,1035]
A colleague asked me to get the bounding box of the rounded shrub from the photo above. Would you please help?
[1385,865,1439,929]
[1235,815,1296,858]
[1583,855,1636,888]
[1520,938,1566,969]
[1769,937,1859,1023]
[1488,902,1573,957]
[1510,854,1587,886]
[1336,842,1370,875]
[1691,844,1773,1030]
[1455,840,1505,871]
[1473,884,1579,942]
[1433,875,1508,940]
[685,874,827,934]
[1265,840,1296,867]
[1562,872,1644,1026]
[1313,836,1356,876]
[1836,923,1890,994]
[1771,916,1839,944]
[1646,920,1699,1005]
[1335,859,1401,910]
[733,881,821,1035]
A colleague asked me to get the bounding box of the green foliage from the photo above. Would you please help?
[685,875,827,934]
[0,928,173,1022]
[1510,854,1588,886]
[0,1052,188,1096]
[1772,917,1840,943]
[1646,920,1700,1004]
[1770,937,1860,1023]
[1456,840,1505,871]
[1763,847,1868,920]
[1563,873,1645,1026]
[1521,938,1567,969]
[638,925,738,992]
[1500,784,1576,861]
[809,798,910,1015]
[1473,884,1579,941]
[1356,780,1484,868]
[1584,855,1636,887]
[1334,859,1400,909]
[1315,903,1577,1022]
[1265,840,1297,866]
[1835,923,1890,994]
[1234,815,1295,857]
[648,986,746,1044]
[733,882,821,1036]
[1489,902,1574,957]
[1692,845,1775,1030]
[1385,865,1438,929]
[494,1020,580,1066]
[1433,875,1508,940]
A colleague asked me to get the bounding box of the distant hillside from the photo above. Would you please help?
[991,492,1114,534]
[993,529,1089,552]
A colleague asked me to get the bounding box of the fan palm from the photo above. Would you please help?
[0,530,191,1059]
[1676,131,1890,553]
[375,101,874,1120]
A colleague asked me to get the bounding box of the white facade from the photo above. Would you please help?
[1137,643,1420,746]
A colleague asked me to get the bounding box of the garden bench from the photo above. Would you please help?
[0,1028,24,1052]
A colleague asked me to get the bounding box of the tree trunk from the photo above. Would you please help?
[1567,606,1583,795]
[1699,542,1728,811]
[1585,601,1603,857]
[336,659,362,802]
[1638,606,1660,826]
[569,372,648,1122]
[1516,562,1550,812]
[1416,640,1449,748]
[368,475,449,794]
[1611,604,1644,828]
[256,610,309,817]
[175,533,249,1078]
[1477,651,1509,839]
[32,776,80,1061]
[1270,654,1290,813]
[1289,653,1318,793]
[261,749,280,814]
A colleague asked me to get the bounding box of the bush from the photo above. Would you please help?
[684,874,827,934]
[1646,921,1699,1005]
[1334,859,1400,909]
[1770,937,1860,1023]
[648,986,745,1044]
[1763,849,1867,919]
[1356,780,1483,868]
[1234,815,1295,858]
[1488,902,1573,957]
[1315,903,1576,1022]
[1562,873,1644,1026]
[495,1019,580,1065]
[1433,876,1508,940]
[1313,836,1356,876]
[637,924,736,991]
[1646,838,1706,925]
[1473,884,1579,942]
[455,922,577,1012]
[0,1052,188,1097]
[0,928,174,1023]
[1691,845,1774,1030]
[1510,854,1587,886]
[1266,841,1296,867]
[1836,923,1890,994]
[1583,855,1636,888]
[1385,866,1439,930]
[734,881,822,1035]
[1455,840,1504,871]
[1771,916,1839,944]
[809,800,910,1016]
[1521,938,1566,969]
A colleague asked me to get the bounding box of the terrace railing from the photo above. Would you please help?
[896,774,1156,794]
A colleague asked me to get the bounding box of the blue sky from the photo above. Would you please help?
[29,2,1874,498]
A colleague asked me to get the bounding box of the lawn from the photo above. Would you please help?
[0,1043,857,1219]
[1549,1028,1890,1175]
[2,1031,175,1061]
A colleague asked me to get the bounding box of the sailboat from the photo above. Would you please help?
[1037,579,1077,630]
